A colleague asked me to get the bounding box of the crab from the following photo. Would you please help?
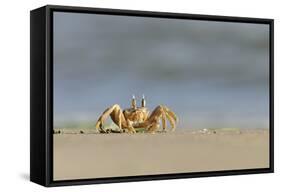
[95,95,178,134]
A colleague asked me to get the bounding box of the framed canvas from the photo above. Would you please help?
[30,5,274,187]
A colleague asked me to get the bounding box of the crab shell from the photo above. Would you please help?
[123,107,149,126]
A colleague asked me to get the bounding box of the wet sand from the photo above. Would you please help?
[53,129,269,180]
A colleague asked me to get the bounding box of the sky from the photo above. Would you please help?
[53,11,270,129]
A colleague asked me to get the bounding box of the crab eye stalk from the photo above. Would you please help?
[131,94,137,109]
[141,94,146,107]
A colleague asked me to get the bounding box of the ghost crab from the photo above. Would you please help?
[95,95,178,134]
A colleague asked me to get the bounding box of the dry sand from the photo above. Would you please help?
[53,129,269,180]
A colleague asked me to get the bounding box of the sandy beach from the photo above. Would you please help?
[53,129,269,181]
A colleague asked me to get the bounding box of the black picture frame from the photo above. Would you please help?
[30,4,274,187]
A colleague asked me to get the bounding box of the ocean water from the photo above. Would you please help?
[53,12,269,129]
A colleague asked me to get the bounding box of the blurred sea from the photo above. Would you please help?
[53,12,269,129]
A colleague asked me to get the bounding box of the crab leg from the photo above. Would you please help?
[136,105,177,132]
[161,111,167,131]
[163,106,178,122]
[95,104,136,133]
[147,122,160,134]
[95,104,119,131]
[118,109,122,130]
